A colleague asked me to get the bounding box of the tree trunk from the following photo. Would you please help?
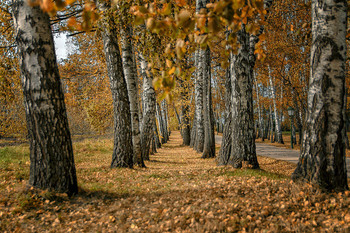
[344,89,350,149]
[181,104,191,146]
[218,66,233,165]
[223,0,273,167]
[150,136,156,155]
[190,50,199,148]
[194,48,205,153]
[139,54,156,163]
[202,48,215,158]
[265,111,270,140]
[161,100,169,142]
[178,71,191,146]
[165,102,171,136]
[254,73,263,139]
[190,111,197,148]
[292,0,348,191]
[99,4,133,168]
[12,0,78,195]
[120,25,142,166]
[156,103,166,144]
[268,66,284,144]
[229,27,259,169]
[270,106,275,143]
[153,120,161,149]
[298,122,303,145]
[173,105,181,130]
[193,0,207,152]
[261,113,265,141]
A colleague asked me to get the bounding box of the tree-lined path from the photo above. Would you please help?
[1,0,350,231]
[3,131,350,232]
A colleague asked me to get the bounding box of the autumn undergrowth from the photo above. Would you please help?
[1,131,350,232]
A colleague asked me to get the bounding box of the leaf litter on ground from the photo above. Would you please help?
[1,131,350,232]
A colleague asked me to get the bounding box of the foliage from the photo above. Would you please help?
[0,2,26,138]
[253,0,311,133]
[59,33,113,134]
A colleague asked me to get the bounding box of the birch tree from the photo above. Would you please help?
[140,53,156,163]
[229,31,259,168]
[254,73,263,139]
[99,3,133,168]
[12,0,77,195]
[268,66,284,144]
[156,102,166,143]
[161,100,169,141]
[202,48,215,158]
[292,0,348,191]
[217,67,233,165]
[121,25,142,166]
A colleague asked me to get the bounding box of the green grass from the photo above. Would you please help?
[219,168,288,180]
[0,146,29,168]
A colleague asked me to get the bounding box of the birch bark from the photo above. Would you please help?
[268,66,284,144]
[121,25,142,166]
[12,0,78,195]
[139,54,156,163]
[229,27,259,169]
[99,3,133,168]
[292,0,348,191]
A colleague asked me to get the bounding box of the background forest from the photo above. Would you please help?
[0,0,329,141]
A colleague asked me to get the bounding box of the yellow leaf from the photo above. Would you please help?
[232,0,244,10]
[146,18,155,30]
[208,17,222,34]
[161,3,172,16]
[177,10,191,27]
[175,0,186,7]
[259,33,266,42]
[66,0,76,5]
[41,0,54,12]
[67,17,77,29]
[166,59,172,68]
[168,67,176,75]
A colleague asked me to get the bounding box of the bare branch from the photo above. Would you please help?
[0,44,16,49]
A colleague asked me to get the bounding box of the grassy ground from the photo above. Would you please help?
[1,131,350,232]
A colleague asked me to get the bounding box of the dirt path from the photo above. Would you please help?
[2,131,350,232]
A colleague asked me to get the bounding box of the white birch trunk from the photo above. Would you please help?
[120,25,142,166]
[254,72,263,139]
[268,66,284,144]
[139,53,156,162]
[12,0,78,195]
[292,0,348,191]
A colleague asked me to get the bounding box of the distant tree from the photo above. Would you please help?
[12,0,78,195]
[292,0,348,191]
[119,2,143,167]
[202,48,215,158]
[217,67,232,165]
[139,53,156,163]
[192,0,215,157]
[98,2,133,168]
